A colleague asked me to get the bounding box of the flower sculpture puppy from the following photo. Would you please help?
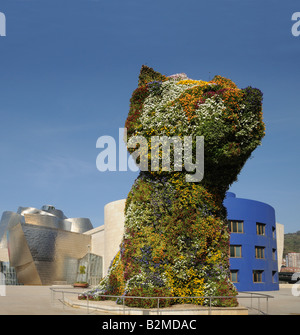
[85,66,265,308]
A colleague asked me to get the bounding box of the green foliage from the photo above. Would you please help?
[121,287,173,308]
[138,65,167,87]
[79,265,86,275]
[283,231,300,256]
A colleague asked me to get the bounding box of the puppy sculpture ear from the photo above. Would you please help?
[138,65,166,86]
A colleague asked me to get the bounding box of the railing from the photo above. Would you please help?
[237,291,274,315]
[49,287,273,315]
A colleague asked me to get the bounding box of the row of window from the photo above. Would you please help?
[228,220,276,238]
[230,270,278,283]
[230,245,277,259]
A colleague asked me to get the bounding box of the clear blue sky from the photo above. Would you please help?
[0,0,299,233]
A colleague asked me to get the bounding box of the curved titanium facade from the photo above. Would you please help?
[0,211,24,248]
[15,206,93,233]
[224,193,279,291]
[8,223,92,285]
[0,205,96,285]
[67,218,94,234]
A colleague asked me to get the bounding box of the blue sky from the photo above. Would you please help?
[0,0,299,233]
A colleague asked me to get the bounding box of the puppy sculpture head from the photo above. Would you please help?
[125,65,265,192]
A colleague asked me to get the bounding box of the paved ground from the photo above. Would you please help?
[238,286,300,315]
[0,285,299,315]
[0,285,106,315]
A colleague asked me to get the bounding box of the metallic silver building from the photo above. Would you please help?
[0,205,102,285]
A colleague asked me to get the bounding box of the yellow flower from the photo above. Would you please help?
[176,79,209,86]
[164,266,205,305]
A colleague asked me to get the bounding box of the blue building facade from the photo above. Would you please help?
[224,192,279,291]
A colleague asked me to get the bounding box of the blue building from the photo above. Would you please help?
[224,192,279,291]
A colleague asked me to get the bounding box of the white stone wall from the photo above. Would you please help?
[104,199,125,276]
[85,199,125,276]
[0,248,9,262]
[84,225,105,257]
[276,222,284,271]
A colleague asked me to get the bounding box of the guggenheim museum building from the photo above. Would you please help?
[0,193,284,291]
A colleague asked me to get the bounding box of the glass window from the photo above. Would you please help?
[272,249,277,260]
[228,220,244,233]
[253,270,263,283]
[230,245,234,257]
[256,223,266,236]
[0,261,19,285]
[272,271,277,283]
[230,270,238,283]
[255,246,265,259]
[230,245,242,258]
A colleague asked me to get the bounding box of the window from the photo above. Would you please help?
[230,270,239,283]
[255,246,265,259]
[228,220,244,233]
[230,245,242,258]
[272,227,276,239]
[272,271,277,283]
[272,249,277,260]
[42,205,55,211]
[256,223,266,236]
[253,270,263,283]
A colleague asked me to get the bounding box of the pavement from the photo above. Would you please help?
[0,284,299,315]
[0,285,105,315]
[237,286,300,315]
